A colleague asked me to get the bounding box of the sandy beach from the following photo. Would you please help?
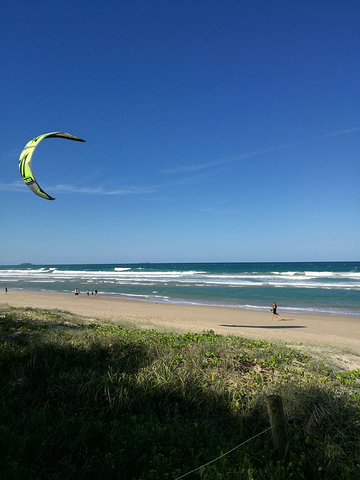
[2,289,360,353]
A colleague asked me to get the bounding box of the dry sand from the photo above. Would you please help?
[2,290,360,369]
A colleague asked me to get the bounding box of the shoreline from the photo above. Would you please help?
[2,290,360,353]
[2,287,358,318]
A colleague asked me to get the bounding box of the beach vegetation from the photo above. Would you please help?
[0,306,359,479]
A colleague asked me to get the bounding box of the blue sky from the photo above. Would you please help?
[1,0,359,264]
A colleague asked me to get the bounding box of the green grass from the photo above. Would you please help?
[0,306,360,479]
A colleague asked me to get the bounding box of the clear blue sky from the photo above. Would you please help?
[1,0,359,265]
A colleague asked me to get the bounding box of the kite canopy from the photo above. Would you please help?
[19,131,86,200]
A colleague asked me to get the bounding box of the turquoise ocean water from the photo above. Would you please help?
[0,262,359,317]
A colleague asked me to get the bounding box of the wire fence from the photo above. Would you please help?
[174,425,272,480]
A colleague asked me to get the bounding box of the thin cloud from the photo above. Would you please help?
[160,126,360,176]
[51,184,158,195]
[0,181,158,196]
[0,181,25,191]
[320,126,360,138]
[159,152,260,175]
[159,143,301,175]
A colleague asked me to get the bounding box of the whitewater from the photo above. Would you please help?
[0,262,359,317]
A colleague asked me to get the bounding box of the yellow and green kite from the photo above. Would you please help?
[19,132,86,200]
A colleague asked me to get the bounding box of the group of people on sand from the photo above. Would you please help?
[74,288,98,297]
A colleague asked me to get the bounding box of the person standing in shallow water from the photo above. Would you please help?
[270,302,278,320]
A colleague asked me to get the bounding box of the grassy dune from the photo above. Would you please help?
[0,306,359,479]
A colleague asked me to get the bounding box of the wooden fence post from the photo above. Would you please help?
[266,395,289,459]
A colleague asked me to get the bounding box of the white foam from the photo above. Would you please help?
[1,266,359,294]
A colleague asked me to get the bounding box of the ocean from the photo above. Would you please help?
[0,262,359,317]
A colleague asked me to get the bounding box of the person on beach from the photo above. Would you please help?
[270,302,278,320]
[74,288,79,296]
[4,287,7,294]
